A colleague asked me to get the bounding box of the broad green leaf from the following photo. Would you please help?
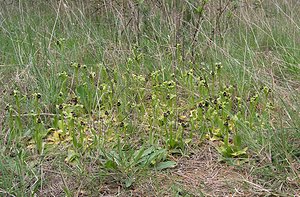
[156,161,177,170]
[231,147,248,157]
[125,178,134,188]
[104,160,117,169]
[65,149,78,163]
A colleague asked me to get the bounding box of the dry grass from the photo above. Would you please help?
[37,143,300,196]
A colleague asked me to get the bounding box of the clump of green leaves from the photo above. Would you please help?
[99,144,176,188]
[4,60,274,188]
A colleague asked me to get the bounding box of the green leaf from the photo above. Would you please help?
[141,147,155,158]
[147,149,167,165]
[196,6,203,14]
[233,134,242,148]
[125,177,134,188]
[216,144,233,158]
[133,147,146,164]
[104,160,117,169]
[65,149,79,163]
[231,147,248,157]
[137,147,156,165]
[156,161,177,170]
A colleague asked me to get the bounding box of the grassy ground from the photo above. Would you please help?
[0,0,299,196]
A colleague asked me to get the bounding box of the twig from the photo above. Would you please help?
[242,179,274,195]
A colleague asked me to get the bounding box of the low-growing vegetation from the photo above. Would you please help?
[0,0,299,196]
